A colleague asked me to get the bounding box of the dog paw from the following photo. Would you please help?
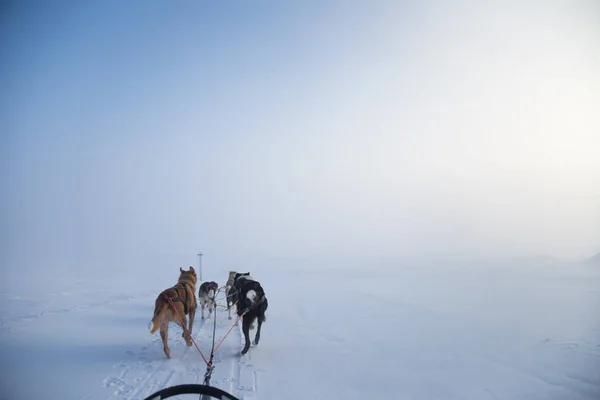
[228,316,232,320]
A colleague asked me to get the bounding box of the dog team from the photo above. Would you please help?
[148,266,269,358]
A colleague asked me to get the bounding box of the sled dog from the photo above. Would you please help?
[148,266,198,359]
[198,280,219,320]
[232,272,268,355]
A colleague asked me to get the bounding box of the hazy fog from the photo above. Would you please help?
[2,1,599,273]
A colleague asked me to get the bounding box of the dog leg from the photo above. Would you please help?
[160,322,170,359]
[188,308,196,335]
[201,303,205,320]
[241,317,252,355]
[177,316,192,347]
[253,318,263,346]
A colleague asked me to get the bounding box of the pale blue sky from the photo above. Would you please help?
[2,1,599,273]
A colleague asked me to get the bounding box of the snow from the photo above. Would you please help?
[1,260,599,400]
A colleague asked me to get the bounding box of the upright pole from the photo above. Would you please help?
[197,252,203,281]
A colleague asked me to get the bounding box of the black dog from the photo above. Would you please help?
[233,272,268,355]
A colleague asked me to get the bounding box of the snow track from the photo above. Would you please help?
[0,288,263,400]
[103,317,209,400]
[2,264,599,400]
[102,302,260,400]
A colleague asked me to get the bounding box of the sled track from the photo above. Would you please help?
[103,317,207,400]
[234,325,260,400]
[101,309,262,400]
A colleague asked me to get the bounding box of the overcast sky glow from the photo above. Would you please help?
[2,1,599,271]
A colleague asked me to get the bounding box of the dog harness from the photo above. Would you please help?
[163,281,192,315]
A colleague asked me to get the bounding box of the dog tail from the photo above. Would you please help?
[246,289,257,303]
[148,299,168,334]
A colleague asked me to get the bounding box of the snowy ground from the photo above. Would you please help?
[1,260,599,400]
